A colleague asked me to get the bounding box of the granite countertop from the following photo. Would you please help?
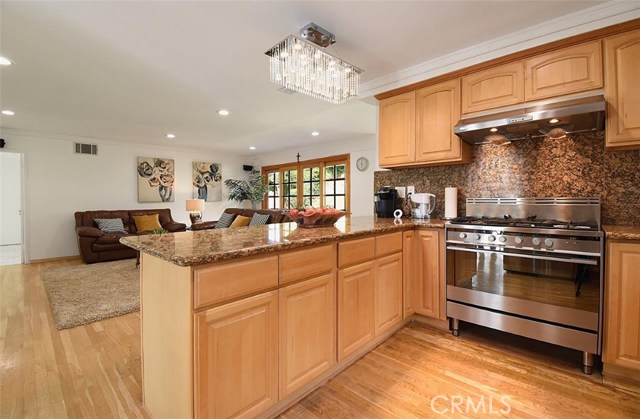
[121,216,446,267]
[603,225,640,241]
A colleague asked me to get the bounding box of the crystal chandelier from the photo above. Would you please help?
[265,23,363,105]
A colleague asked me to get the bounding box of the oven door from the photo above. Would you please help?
[446,245,601,332]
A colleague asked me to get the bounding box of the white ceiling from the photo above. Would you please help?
[0,1,608,156]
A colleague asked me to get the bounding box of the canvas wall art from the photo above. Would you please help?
[193,162,222,201]
[137,157,175,202]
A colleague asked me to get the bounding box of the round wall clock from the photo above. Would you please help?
[356,157,369,172]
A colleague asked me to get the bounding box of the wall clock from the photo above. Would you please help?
[356,157,369,172]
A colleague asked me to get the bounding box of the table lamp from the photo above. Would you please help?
[186,199,205,224]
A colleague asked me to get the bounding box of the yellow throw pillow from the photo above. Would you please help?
[229,215,252,228]
[133,214,162,232]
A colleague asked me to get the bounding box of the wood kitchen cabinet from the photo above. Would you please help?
[337,260,376,360]
[378,91,415,166]
[374,252,403,335]
[415,229,445,320]
[605,29,640,149]
[604,241,640,373]
[416,79,471,165]
[194,291,279,419]
[461,61,524,114]
[524,41,603,101]
[403,230,418,318]
[279,273,336,397]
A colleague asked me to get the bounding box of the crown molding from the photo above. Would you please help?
[360,1,640,99]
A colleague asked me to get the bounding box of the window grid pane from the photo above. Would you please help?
[323,163,346,210]
[282,169,297,209]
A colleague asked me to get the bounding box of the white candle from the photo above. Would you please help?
[445,187,458,219]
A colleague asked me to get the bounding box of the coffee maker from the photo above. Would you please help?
[374,187,399,218]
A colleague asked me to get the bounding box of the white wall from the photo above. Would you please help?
[251,135,376,217]
[0,130,251,261]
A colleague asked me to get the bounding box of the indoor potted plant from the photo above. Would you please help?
[224,170,269,209]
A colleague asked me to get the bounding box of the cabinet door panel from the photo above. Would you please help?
[374,252,403,335]
[525,41,603,100]
[416,230,442,319]
[379,92,416,166]
[279,274,336,396]
[337,261,375,360]
[605,29,640,148]
[403,230,418,318]
[416,79,470,164]
[461,61,524,114]
[195,291,278,419]
[604,242,640,371]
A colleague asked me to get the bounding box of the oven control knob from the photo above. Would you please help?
[458,232,467,239]
[544,239,554,247]
[532,237,541,246]
[498,236,507,243]
[487,235,496,242]
[474,233,482,240]
[515,236,524,244]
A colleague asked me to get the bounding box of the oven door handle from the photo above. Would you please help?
[446,246,598,266]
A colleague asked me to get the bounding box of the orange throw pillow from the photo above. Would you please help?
[229,215,252,228]
[133,214,162,231]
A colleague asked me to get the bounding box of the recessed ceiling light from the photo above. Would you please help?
[0,57,13,66]
[549,118,560,124]
[249,146,256,150]
[311,131,320,136]
[218,109,230,116]
[1,110,15,116]
[490,127,498,133]
[166,133,176,139]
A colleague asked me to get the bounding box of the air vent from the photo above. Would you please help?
[74,142,98,155]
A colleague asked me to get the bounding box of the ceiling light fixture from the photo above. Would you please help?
[549,118,560,124]
[0,57,13,66]
[265,22,363,104]
[490,128,498,133]
[311,131,320,136]
[249,146,256,150]
[166,133,176,139]
[218,109,230,116]
[1,110,15,116]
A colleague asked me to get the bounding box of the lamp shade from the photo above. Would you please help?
[186,199,205,212]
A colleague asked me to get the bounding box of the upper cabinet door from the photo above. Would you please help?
[416,79,471,164]
[378,92,415,167]
[461,61,524,114]
[605,29,640,149]
[525,41,603,101]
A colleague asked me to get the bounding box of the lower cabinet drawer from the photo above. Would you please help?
[194,255,278,309]
[338,237,375,268]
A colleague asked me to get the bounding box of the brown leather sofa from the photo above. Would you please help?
[190,208,288,230]
[74,209,186,264]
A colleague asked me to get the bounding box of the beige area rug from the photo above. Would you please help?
[42,259,139,330]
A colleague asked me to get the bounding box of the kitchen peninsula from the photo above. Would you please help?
[121,216,445,419]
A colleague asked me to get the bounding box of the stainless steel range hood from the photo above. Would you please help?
[454,93,605,145]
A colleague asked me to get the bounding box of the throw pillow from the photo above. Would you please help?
[133,214,162,232]
[95,218,127,234]
[229,215,252,228]
[248,213,270,226]
[214,212,236,229]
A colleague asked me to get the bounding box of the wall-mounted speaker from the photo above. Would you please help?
[243,165,253,172]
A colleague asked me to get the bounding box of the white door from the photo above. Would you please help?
[0,152,23,263]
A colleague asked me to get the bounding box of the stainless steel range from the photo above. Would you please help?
[445,197,603,374]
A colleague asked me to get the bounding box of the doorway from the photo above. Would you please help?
[0,152,24,265]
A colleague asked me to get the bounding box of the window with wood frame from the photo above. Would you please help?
[262,154,350,212]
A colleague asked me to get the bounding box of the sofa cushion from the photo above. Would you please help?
[95,218,127,234]
[80,210,130,228]
[230,215,252,228]
[248,213,270,226]
[96,233,131,245]
[215,212,236,229]
[133,214,162,232]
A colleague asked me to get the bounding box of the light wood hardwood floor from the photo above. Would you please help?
[1,261,638,418]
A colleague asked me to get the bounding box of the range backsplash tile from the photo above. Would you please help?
[374,132,640,225]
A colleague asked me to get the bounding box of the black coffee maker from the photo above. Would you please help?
[375,187,399,218]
